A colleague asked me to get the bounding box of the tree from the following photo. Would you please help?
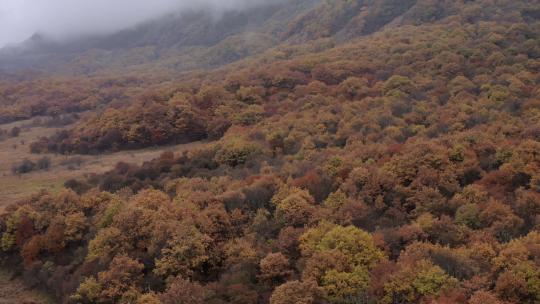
[321,269,371,303]
[154,225,211,279]
[75,255,145,303]
[300,223,384,269]
[300,223,385,303]
[43,221,65,254]
[277,226,303,258]
[98,255,145,302]
[382,75,416,97]
[455,203,480,229]
[270,280,322,304]
[64,212,87,242]
[479,199,523,242]
[158,277,207,304]
[259,252,293,285]
[214,138,262,167]
[468,290,503,304]
[494,270,530,303]
[381,260,458,304]
[275,188,316,227]
[514,189,540,229]
[87,227,127,263]
[73,277,102,304]
[448,76,476,96]
[21,235,43,267]
[338,77,369,100]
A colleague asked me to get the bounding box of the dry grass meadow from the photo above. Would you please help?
[0,118,206,212]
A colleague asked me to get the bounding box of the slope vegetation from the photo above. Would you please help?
[0,1,539,304]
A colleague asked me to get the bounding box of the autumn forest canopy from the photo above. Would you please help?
[1,0,540,303]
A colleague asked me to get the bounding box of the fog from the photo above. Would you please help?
[0,0,280,47]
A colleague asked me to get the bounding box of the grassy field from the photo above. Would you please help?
[0,118,206,212]
[0,270,54,304]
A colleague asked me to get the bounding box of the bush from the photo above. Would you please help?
[9,127,21,137]
[60,156,85,170]
[64,179,91,194]
[12,159,36,174]
[36,156,51,170]
[11,157,52,174]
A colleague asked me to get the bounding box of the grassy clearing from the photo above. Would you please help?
[0,118,207,211]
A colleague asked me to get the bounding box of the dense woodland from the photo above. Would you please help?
[1,0,540,303]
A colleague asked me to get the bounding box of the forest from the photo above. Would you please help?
[0,0,540,303]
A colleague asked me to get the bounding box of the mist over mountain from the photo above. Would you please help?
[0,0,291,47]
[0,0,320,72]
[0,0,537,78]
[0,0,453,72]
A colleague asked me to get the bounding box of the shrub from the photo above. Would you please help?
[9,126,21,137]
[36,156,51,170]
[12,159,36,174]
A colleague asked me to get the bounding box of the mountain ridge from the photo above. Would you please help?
[0,0,320,73]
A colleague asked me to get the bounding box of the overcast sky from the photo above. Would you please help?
[0,0,275,47]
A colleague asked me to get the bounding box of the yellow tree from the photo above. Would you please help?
[300,222,385,303]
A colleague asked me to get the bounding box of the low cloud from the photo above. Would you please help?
[0,0,281,47]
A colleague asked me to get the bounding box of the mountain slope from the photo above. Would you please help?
[6,0,537,74]
[0,0,320,73]
[0,1,539,304]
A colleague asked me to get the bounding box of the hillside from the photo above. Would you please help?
[0,0,319,73]
[0,0,540,304]
[5,0,535,75]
